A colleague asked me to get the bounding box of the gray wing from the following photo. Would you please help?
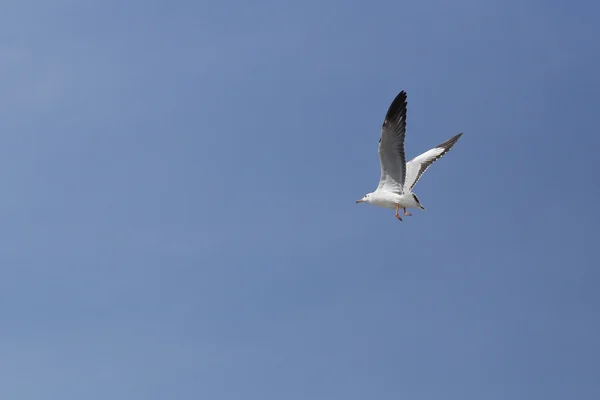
[376,90,408,194]
[403,133,463,192]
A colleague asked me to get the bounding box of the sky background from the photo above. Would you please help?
[1,0,598,399]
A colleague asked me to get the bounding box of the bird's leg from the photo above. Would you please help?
[404,207,412,217]
[395,204,403,221]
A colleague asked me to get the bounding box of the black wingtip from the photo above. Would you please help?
[383,90,408,128]
[437,132,463,150]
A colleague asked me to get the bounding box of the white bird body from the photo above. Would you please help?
[356,90,463,221]
[361,191,422,210]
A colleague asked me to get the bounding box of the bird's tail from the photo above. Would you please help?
[412,193,426,210]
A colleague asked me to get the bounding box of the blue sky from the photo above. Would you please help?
[1,0,598,399]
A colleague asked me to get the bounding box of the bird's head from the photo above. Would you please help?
[356,193,372,204]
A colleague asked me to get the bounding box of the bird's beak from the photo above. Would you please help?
[356,199,363,203]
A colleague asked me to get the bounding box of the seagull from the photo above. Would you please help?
[356,90,463,221]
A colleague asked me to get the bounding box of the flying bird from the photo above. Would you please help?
[356,90,463,221]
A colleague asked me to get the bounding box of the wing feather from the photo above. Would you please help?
[376,91,408,193]
[403,133,463,192]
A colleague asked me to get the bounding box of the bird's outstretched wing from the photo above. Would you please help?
[403,133,463,192]
[376,90,408,194]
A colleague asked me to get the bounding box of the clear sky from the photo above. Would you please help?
[1,0,598,399]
